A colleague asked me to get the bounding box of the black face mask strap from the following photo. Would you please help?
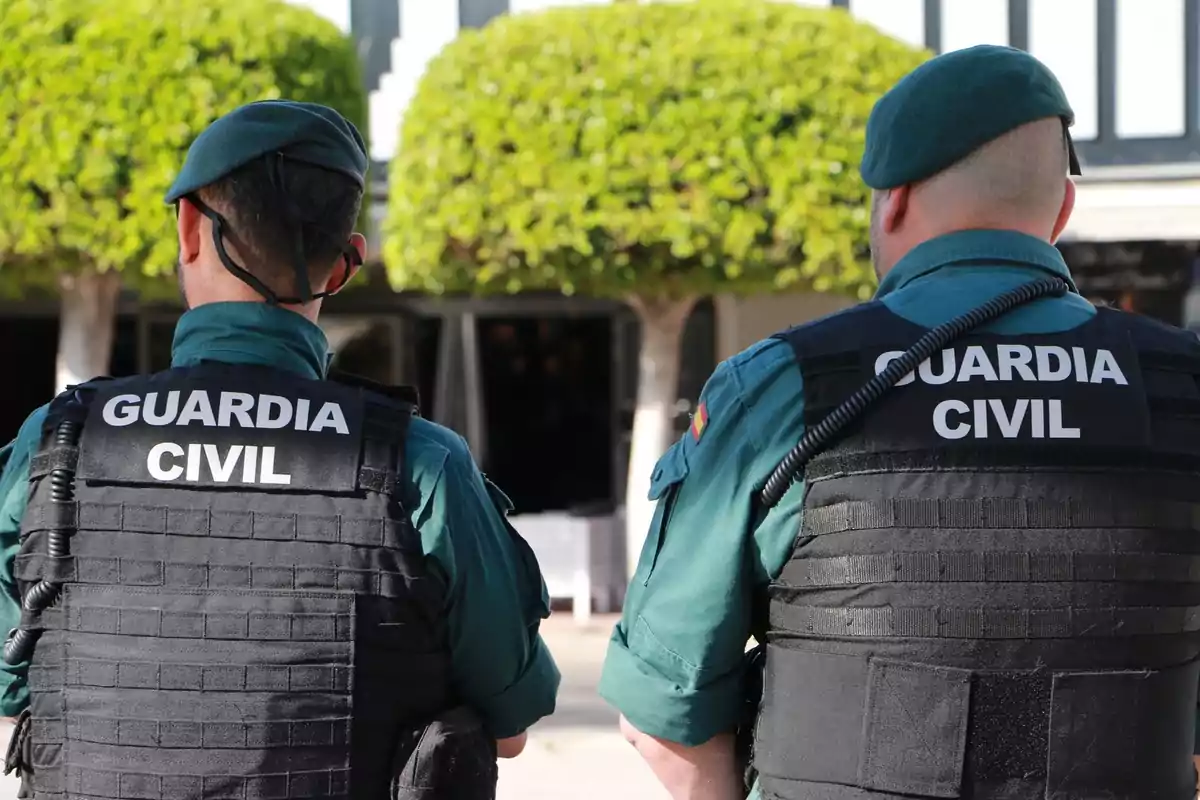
[327,244,363,295]
[182,164,363,305]
[265,153,364,302]
[186,195,284,304]
[267,153,314,304]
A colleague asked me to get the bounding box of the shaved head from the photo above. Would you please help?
[869,116,1076,279]
[916,117,1070,226]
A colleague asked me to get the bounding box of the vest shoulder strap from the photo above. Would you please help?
[328,368,421,413]
[772,301,899,365]
[30,377,116,480]
[43,376,115,425]
[1099,305,1200,369]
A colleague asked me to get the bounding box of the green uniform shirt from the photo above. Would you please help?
[598,230,1110,796]
[0,302,561,737]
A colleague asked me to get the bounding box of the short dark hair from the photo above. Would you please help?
[197,157,363,294]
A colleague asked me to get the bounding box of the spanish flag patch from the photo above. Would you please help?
[691,401,708,441]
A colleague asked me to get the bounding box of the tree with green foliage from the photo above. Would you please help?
[383,0,927,572]
[0,0,366,393]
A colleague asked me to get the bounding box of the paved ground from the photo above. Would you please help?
[497,613,668,799]
[0,721,11,799]
[0,613,667,800]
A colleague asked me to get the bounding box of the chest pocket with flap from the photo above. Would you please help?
[642,443,690,584]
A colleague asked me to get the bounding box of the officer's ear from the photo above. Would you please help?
[880,186,911,234]
[1049,178,1076,244]
[324,232,366,297]
[176,198,204,266]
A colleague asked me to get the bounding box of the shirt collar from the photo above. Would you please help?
[874,229,1078,299]
[171,302,330,380]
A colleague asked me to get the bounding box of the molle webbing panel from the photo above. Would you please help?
[15,501,428,600]
[19,366,448,800]
[755,306,1200,800]
[31,586,354,800]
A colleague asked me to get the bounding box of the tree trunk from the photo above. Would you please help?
[624,294,698,579]
[56,270,122,394]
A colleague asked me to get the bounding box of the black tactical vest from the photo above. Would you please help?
[753,302,1200,800]
[8,363,492,800]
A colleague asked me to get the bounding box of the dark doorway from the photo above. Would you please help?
[0,318,57,442]
[477,316,613,515]
[330,323,396,385]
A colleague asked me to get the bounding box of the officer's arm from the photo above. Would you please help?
[598,342,805,799]
[620,716,741,800]
[0,406,48,722]
[412,432,560,751]
[496,731,527,758]
[0,438,13,725]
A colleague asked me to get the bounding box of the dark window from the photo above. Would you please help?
[330,322,396,385]
[477,315,614,515]
[109,316,139,378]
[148,320,176,372]
[1060,240,1193,325]
[0,318,57,443]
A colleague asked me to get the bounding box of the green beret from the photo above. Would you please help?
[861,45,1081,190]
[164,99,368,203]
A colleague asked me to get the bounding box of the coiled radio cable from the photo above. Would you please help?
[4,414,84,665]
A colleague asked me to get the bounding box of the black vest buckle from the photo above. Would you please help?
[4,708,33,797]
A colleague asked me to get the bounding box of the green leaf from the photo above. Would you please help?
[0,0,366,298]
[383,0,927,300]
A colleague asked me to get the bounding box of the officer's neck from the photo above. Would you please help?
[877,218,1055,282]
[185,263,325,325]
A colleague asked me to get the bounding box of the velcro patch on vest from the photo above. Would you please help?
[76,376,366,493]
[862,326,1152,450]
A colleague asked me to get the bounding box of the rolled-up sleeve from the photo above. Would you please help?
[598,340,808,746]
[409,427,560,738]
